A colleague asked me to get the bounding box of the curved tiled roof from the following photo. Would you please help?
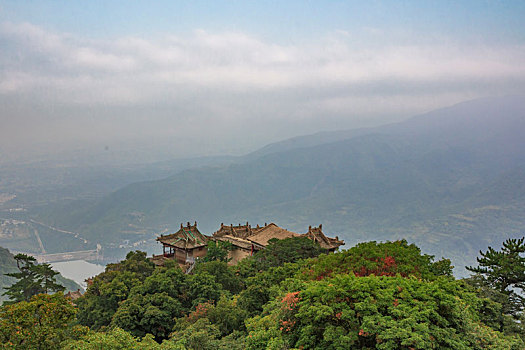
[212,222,344,250]
[303,224,344,250]
[247,223,299,246]
[157,221,209,249]
[214,235,265,251]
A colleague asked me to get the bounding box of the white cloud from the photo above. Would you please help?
[1,21,525,158]
[2,21,525,103]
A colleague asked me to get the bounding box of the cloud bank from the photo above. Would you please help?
[1,22,525,159]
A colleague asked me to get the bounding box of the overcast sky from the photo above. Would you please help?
[1,1,525,162]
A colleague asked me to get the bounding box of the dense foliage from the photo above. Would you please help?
[244,275,522,349]
[0,294,77,349]
[76,251,156,329]
[298,240,453,281]
[203,241,233,263]
[1,237,524,349]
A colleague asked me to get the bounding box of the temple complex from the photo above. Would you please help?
[152,221,344,267]
[212,222,344,264]
[212,223,267,264]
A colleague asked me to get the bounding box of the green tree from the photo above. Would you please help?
[203,241,232,263]
[111,292,184,341]
[186,272,223,308]
[463,274,525,338]
[101,251,156,282]
[3,254,64,303]
[0,293,76,349]
[467,237,525,316]
[246,275,524,349]
[206,296,249,336]
[108,259,235,342]
[129,262,186,302]
[251,237,326,272]
[301,240,453,281]
[76,270,139,329]
[76,251,155,329]
[238,262,304,315]
[194,261,243,294]
[170,318,221,350]
[61,327,177,350]
[170,317,245,350]
[173,296,248,339]
[108,262,187,340]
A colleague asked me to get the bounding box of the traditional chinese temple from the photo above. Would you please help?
[152,221,208,267]
[212,222,344,264]
[152,221,344,267]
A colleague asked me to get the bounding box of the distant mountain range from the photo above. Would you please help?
[32,95,525,275]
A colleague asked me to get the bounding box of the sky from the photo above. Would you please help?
[1,1,525,162]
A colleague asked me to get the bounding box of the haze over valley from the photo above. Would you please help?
[0,96,524,276]
[1,1,525,276]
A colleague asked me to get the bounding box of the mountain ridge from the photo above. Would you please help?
[30,95,525,275]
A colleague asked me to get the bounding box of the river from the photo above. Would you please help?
[51,260,106,290]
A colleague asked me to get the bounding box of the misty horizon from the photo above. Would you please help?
[2,2,525,164]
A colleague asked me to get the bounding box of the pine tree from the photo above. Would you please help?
[3,254,64,304]
[467,237,525,316]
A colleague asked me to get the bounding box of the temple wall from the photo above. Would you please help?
[228,247,251,265]
[174,249,187,263]
[193,247,207,259]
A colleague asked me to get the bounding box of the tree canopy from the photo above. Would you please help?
[203,241,233,263]
[2,237,525,349]
[0,294,77,349]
